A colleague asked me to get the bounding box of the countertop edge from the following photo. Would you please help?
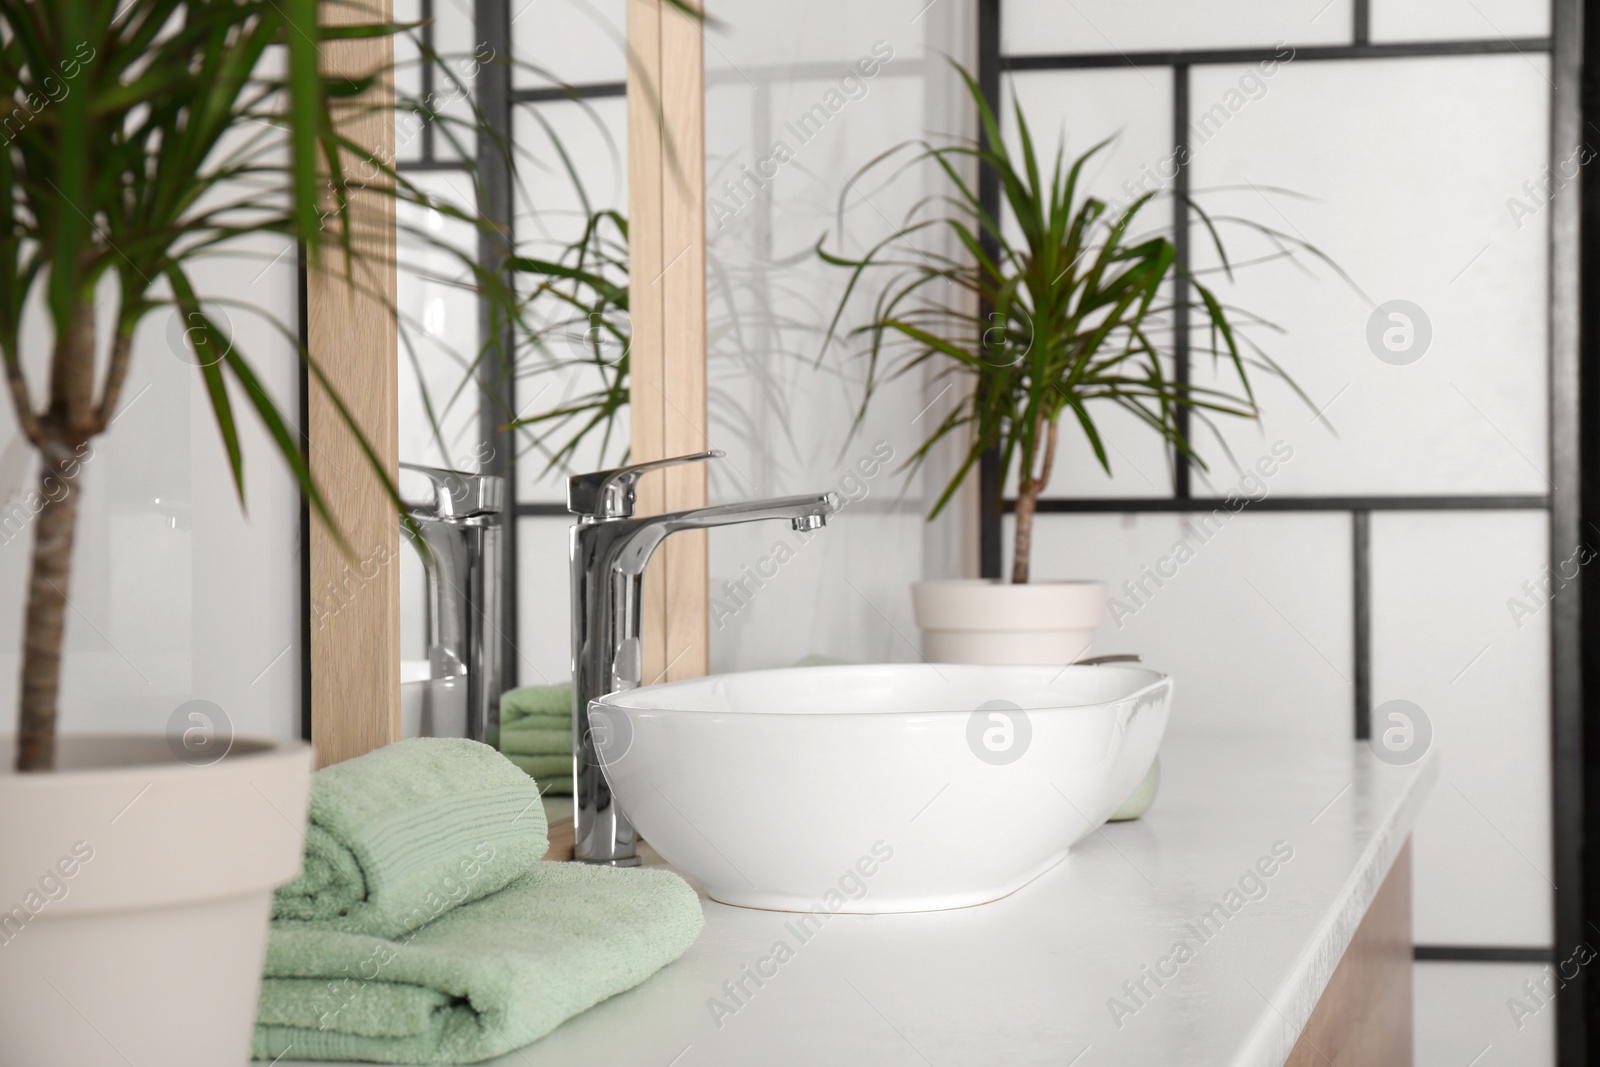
[1232,750,1441,1067]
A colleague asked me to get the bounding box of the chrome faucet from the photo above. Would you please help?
[569,451,837,866]
[401,463,504,745]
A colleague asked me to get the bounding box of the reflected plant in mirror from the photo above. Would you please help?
[818,63,1329,583]
[506,207,633,473]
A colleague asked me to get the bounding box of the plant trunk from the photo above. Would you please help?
[1010,416,1058,585]
[1011,482,1039,584]
[15,437,82,771]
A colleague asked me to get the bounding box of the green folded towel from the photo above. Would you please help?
[499,682,571,725]
[273,738,548,938]
[498,726,569,757]
[253,862,704,1064]
[500,712,568,732]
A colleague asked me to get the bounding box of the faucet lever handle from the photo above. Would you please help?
[567,450,723,520]
[400,462,504,520]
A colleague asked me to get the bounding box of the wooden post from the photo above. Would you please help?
[627,0,709,685]
[305,0,401,767]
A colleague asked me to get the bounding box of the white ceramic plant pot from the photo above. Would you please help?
[912,579,1160,820]
[0,734,312,1067]
[912,579,1106,665]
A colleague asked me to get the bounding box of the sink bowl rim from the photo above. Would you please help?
[591,662,1171,718]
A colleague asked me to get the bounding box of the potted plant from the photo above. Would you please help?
[819,65,1310,660]
[0,4,516,1062]
[819,66,1314,815]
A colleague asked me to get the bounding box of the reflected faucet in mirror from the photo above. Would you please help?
[400,463,504,745]
[569,451,839,866]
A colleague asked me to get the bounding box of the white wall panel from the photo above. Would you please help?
[1372,0,1549,44]
[0,240,302,743]
[1023,511,1353,745]
[1186,56,1550,496]
[706,0,929,78]
[1371,510,1552,946]
[512,0,628,88]
[1415,961,1557,1067]
[1003,1,1352,58]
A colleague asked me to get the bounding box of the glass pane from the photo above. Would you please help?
[1371,0,1549,43]
[1003,0,1353,57]
[1415,962,1556,1065]
[1186,55,1550,495]
[1371,510,1552,946]
[1023,511,1354,745]
[1003,68,1180,500]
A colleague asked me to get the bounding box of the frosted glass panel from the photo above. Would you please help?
[1003,0,1352,57]
[1371,510,1551,945]
[1187,56,1549,496]
[0,239,302,742]
[512,0,627,88]
[1004,69,1178,500]
[1372,0,1549,43]
[1023,511,1353,745]
[1415,962,1556,1067]
[515,517,577,688]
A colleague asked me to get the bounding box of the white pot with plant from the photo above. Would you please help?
[0,4,524,1063]
[820,65,1309,817]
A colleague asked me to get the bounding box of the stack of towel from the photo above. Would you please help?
[254,737,703,1064]
[497,682,573,795]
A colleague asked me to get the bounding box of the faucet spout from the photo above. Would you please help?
[568,461,837,866]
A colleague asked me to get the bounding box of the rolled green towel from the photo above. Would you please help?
[533,775,572,796]
[504,753,570,781]
[498,726,569,757]
[272,738,547,938]
[505,716,576,735]
[499,682,571,725]
[253,862,704,1064]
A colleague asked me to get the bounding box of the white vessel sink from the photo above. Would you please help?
[590,663,1171,912]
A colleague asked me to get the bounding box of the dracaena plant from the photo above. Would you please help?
[820,64,1316,583]
[0,0,524,770]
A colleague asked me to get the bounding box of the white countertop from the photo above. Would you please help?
[274,732,1436,1067]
